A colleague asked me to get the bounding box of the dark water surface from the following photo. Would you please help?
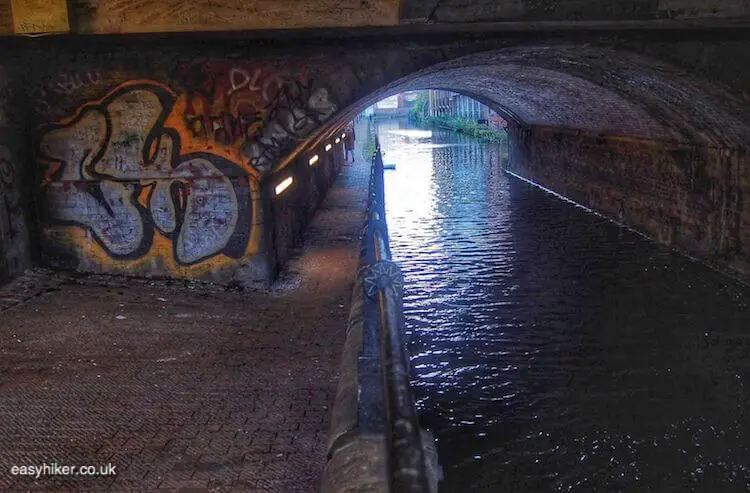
[377,119,750,492]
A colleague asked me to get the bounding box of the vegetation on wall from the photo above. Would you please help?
[408,92,507,144]
[428,115,507,143]
[408,92,429,125]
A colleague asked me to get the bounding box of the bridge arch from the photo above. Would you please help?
[287,44,750,165]
[285,45,750,280]
[4,35,749,285]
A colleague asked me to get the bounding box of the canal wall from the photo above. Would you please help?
[506,123,750,281]
[0,61,32,285]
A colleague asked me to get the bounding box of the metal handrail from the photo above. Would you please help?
[362,136,432,492]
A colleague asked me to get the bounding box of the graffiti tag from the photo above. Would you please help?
[38,83,253,265]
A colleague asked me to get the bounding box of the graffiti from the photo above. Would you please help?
[176,62,337,173]
[37,71,104,98]
[242,78,336,172]
[35,62,337,276]
[38,82,255,267]
[31,71,105,115]
[227,67,284,102]
[54,71,104,95]
[177,63,273,149]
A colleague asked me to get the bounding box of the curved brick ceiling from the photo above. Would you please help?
[392,63,675,140]
[320,45,750,150]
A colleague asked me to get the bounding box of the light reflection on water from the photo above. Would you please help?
[385,128,434,138]
[378,118,750,492]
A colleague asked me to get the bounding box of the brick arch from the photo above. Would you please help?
[277,44,750,173]
[272,43,750,282]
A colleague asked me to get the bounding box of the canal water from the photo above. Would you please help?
[376,118,750,492]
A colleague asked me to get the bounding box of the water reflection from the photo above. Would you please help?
[379,118,750,492]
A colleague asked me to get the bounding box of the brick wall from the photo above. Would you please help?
[402,0,750,22]
[23,54,346,286]
[506,122,750,279]
[0,62,32,284]
[265,137,348,276]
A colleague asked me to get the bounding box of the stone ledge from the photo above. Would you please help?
[322,435,389,493]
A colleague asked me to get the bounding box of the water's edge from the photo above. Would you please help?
[379,119,750,492]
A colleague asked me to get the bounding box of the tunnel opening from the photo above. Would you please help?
[275,45,750,287]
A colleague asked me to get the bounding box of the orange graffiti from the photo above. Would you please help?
[37,80,264,280]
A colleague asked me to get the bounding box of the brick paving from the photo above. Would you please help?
[0,121,371,493]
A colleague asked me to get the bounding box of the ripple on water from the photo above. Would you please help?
[378,120,750,492]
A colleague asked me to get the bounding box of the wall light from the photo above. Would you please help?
[341,133,346,139]
[275,176,294,196]
[335,138,341,144]
[308,154,319,166]
[325,144,332,152]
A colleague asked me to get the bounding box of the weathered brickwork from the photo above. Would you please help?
[266,140,348,274]
[0,62,31,284]
[402,0,750,22]
[4,0,747,35]
[29,57,342,285]
[506,123,750,278]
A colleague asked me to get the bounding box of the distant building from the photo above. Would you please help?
[373,91,424,118]
[375,95,399,110]
[427,89,506,130]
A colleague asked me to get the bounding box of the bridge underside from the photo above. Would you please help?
[348,46,750,279]
[1,24,749,286]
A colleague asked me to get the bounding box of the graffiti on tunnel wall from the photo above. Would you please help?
[36,62,338,277]
[176,61,337,173]
[38,81,260,275]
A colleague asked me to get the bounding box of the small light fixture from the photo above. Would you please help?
[308,154,319,166]
[341,133,346,139]
[275,176,294,196]
[325,144,332,152]
[335,138,341,144]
